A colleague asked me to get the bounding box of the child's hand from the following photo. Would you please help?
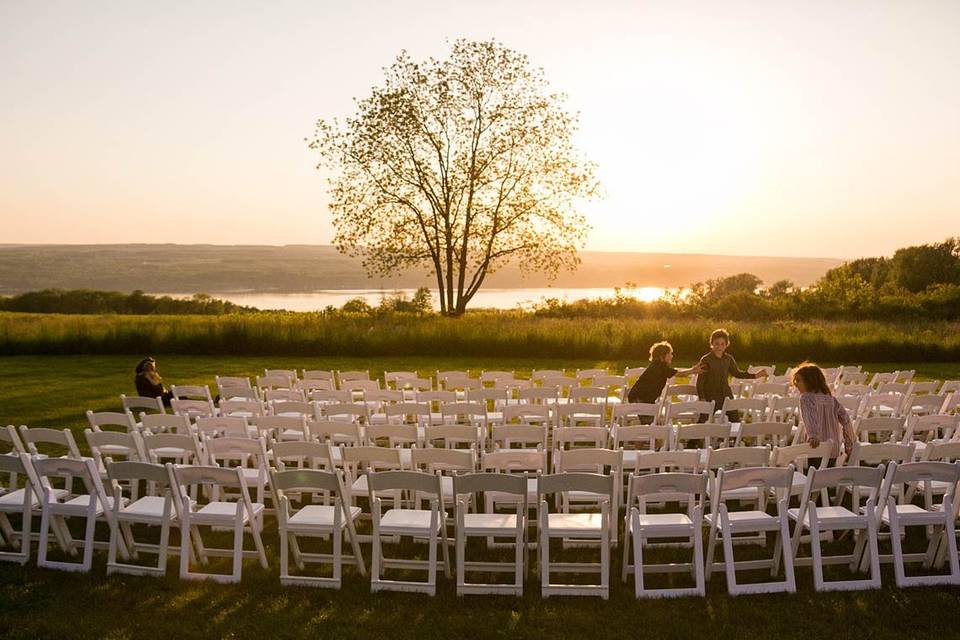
[692,364,706,375]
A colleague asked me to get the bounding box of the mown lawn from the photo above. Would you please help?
[1,355,960,639]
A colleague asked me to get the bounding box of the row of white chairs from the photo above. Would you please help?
[4,434,960,599]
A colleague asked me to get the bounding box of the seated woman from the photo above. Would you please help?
[135,357,174,406]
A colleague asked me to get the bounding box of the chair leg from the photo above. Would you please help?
[621,514,631,583]
[279,526,290,581]
[693,522,705,596]
[810,513,824,591]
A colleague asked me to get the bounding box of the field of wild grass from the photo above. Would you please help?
[2,312,960,362]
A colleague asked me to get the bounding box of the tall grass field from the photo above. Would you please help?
[2,312,959,362]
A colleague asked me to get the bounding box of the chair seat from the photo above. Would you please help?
[880,503,946,525]
[288,504,362,530]
[240,468,268,485]
[630,512,694,536]
[0,487,68,508]
[378,508,440,534]
[98,445,133,457]
[488,478,538,504]
[119,495,178,523]
[462,512,520,535]
[545,512,604,535]
[192,500,264,524]
[152,446,194,459]
[787,506,863,529]
[706,509,779,531]
[59,495,123,517]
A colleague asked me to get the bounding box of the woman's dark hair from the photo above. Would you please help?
[792,362,832,395]
[135,357,155,375]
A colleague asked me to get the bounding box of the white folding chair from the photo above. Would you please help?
[104,460,183,577]
[35,456,129,572]
[624,472,708,598]
[538,472,614,599]
[873,461,960,587]
[705,465,796,595]
[272,468,365,588]
[368,470,450,595]
[789,465,884,591]
[0,453,34,564]
[172,465,268,584]
[453,472,527,596]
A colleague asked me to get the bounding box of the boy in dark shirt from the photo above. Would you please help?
[696,329,765,422]
[627,341,704,422]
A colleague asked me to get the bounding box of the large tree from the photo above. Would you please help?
[309,40,600,315]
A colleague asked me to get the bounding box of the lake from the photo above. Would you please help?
[156,287,677,311]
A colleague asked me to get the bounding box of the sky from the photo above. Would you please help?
[0,0,958,259]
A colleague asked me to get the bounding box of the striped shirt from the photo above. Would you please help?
[798,392,856,457]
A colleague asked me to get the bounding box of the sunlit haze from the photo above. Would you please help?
[1,0,958,259]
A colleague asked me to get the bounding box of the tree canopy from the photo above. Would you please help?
[310,39,599,315]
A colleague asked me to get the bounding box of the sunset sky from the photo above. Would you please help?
[1,0,957,259]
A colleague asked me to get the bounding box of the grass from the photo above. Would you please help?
[2,354,960,639]
[3,312,960,363]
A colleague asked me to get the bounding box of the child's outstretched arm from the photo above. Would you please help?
[729,355,764,379]
[676,363,705,377]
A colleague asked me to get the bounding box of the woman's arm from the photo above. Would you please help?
[835,398,856,454]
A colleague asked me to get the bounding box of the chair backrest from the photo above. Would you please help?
[85,429,142,463]
[502,404,551,426]
[170,384,212,401]
[269,400,318,419]
[922,441,960,463]
[174,465,245,490]
[861,393,905,417]
[675,423,731,450]
[517,387,559,404]
[453,472,527,501]
[257,374,293,390]
[321,403,370,423]
[425,424,483,450]
[216,375,252,389]
[18,426,82,458]
[86,410,137,434]
[309,389,353,404]
[302,369,336,382]
[767,396,800,422]
[553,426,608,450]
[716,464,793,492]
[903,414,960,442]
[612,424,670,452]
[308,419,362,445]
[770,440,834,468]
[341,445,403,470]
[297,378,336,393]
[735,421,793,447]
[367,470,442,497]
[411,447,475,472]
[855,416,906,443]
[612,403,661,426]
[264,387,305,402]
[33,456,103,498]
[250,415,309,440]
[629,471,708,511]
[902,394,949,417]
[633,449,702,474]
[205,435,268,462]
[384,402,431,424]
[139,412,192,435]
[555,403,604,427]
[171,398,216,419]
[909,381,941,395]
[720,398,769,421]
[120,394,166,415]
[482,449,546,473]
[271,440,335,470]
[195,416,249,438]
[467,388,510,406]
[366,423,419,448]
[219,399,265,417]
[888,460,960,487]
[337,370,371,386]
[666,401,715,425]
[664,384,698,400]
[538,472,615,502]
[569,387,608,404]
[141,432,203,463]
[555,447,623,474]
[271,467,344,494]
[219,387,262,402]
[751,383,789,398]
[847,441,915,467]
[806,464,884,494]
[705,446,770,471]
[105,460,170,486]
[0,425,26,454]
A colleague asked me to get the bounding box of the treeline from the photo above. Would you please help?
[535,238,960,321]
[0,289,255,315]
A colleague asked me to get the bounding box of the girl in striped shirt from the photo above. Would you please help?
[793,362,856,460]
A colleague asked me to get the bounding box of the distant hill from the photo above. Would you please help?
[0,244,842,294]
